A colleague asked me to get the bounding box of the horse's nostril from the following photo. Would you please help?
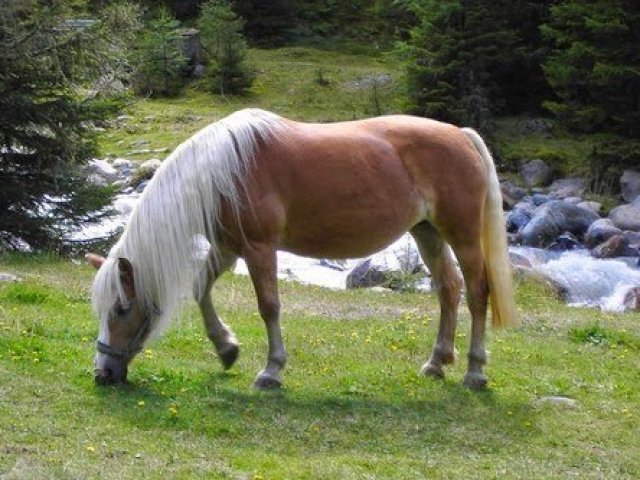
[95,368,114,385]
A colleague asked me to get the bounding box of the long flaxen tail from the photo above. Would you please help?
[462,128,518,328]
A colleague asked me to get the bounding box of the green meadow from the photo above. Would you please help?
[1,255,639,478]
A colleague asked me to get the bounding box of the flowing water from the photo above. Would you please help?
[510,246,640,312]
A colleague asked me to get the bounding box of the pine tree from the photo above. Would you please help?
[132,9,188,97]
[197,0,253,96]
[542,0,640,137]
[0,1,135,250]
[399,0,552,128]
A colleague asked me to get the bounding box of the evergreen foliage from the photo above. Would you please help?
[233,0,296,47]
[132,9,188,97]
[399,0,552,129]
[542,0,640,137]
[197,0,253,95]
[0,0,133,250]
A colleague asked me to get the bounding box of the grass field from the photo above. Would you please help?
[1,254,639,479]
[98,46,404,161]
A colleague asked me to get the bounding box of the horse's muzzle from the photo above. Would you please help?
[94,353,128,385]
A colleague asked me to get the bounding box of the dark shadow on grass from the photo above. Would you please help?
[91,368,539,457]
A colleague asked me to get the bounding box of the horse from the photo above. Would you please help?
[86,108,517,391]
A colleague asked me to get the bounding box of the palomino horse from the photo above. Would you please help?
[87,108,516,390]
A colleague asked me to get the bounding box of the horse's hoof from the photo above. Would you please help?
[420,361,445,379]
[462,372,488,390]
[218,343,239,370]
[253,374,283,390]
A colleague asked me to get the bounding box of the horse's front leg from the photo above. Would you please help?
[243,242,286,389]
[195,248,240,370]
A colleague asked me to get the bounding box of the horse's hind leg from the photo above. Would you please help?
[243,242,286,389]
[452,239,490,389]
[411,222,463,379]
[196,248,240,370]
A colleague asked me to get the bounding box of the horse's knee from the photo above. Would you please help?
[258,298,280,322]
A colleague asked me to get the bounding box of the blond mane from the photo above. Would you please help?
[91,109,284,338]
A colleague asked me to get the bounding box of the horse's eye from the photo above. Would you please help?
[115,304,132,316]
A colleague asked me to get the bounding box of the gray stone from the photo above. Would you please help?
[577,201,601,214]
[86,158,118,183]
[548,177,586,198]
[591,235,629,259]
[138,158,162,174]
[500,181,526,209]
[585,218,622,249]
[609,199,640,232]
[506,208,533,233]
[623,287,640,311]
[563,196,582,205]
[520,201,599,247]
[512,266,569,301]
[548,232,580,251]
[346,258,388,289]
[86,173,108,187]
[112,157,134,169]
[533,396,579,409]
[346,237,424,290]
[530,193,551,206]
[0,273,21,282]
[620,169,640,203]
[521,159,553,187]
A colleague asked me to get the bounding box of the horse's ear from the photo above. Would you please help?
[118,257,136,299]
[85,253,105,270]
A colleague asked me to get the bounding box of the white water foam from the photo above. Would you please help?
[512,247,640,312]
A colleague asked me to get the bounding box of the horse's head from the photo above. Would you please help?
[87,253,152,385]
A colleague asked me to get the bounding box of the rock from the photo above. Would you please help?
[86,158,119,184]
[521,159,553,187]
[623,287,640,311]
[520,118,553,136]
[548,232,580,251]
[609,198,640,231]
[130,139,150,148]
[533,396,579,409]
[623,231,640,254]
[563,196,582,205]
[585,219,622,249]
[131,158,162,186]
[548,177,586,198]
[577,201,601,215]
[346,237,424,290]
[591,235,629,259]
[112,157,134,169]
[113,195,138,216]
[520,201,599,248]
[513,266,569,301]
[346,258,388,289]
[506,203,534,233]
[620,169,640,203]
[0,273,21,282]
[135,180,149,193]
[139,158,162,171]
[86,173,109,187]
[500,181,526,209]
[509,251,532,269]
[530,193,551,206]
[193,64,205,78]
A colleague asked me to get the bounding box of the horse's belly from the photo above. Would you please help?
[280,196,424,259]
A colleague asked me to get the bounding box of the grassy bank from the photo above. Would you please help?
[1,254,639,478]
[98,46,403,161]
